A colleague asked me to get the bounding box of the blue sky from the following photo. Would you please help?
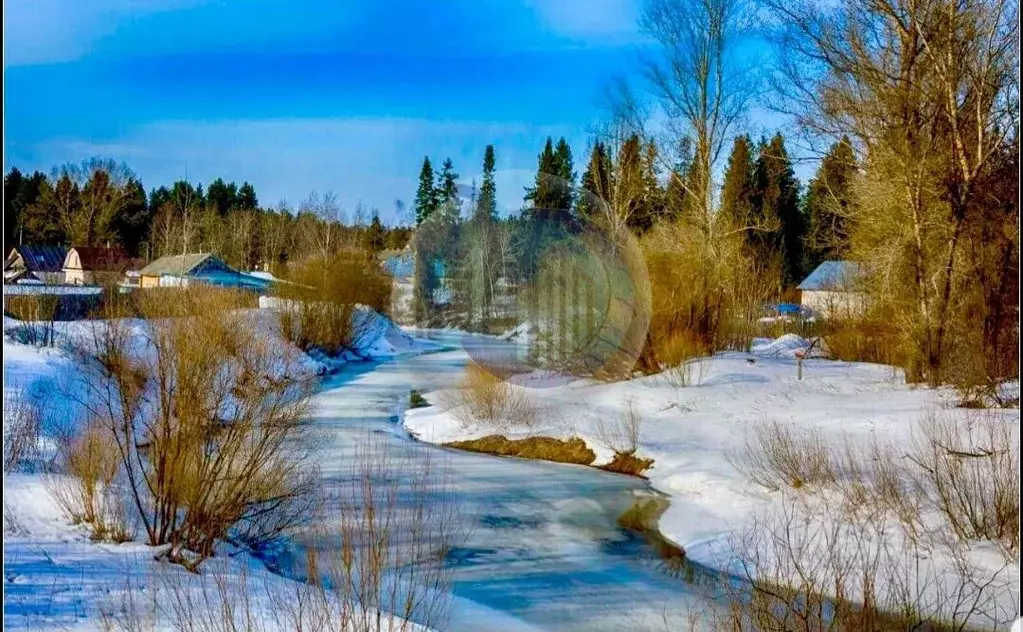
[4,0,797,224]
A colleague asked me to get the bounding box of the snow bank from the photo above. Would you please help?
[404,338,1021,626]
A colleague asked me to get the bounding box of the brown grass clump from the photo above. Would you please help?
[654,330,709,387]
[445,361,543,431]
[445,435,596,466]
[599,452,655,477]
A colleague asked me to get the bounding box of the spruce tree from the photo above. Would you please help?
[478,145,498,221]
[437,158,460,208]
[367,213,386,253]
[552,137,576,214]
[524,137,558,212]
[804,136,857,268]
[238,182,258,209]
[578,141,612,224]
[633,139,663,233]
[753,133,805,287]
[414,157,437,225]
[719,135,757,231]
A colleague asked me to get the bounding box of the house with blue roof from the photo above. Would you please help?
[797,260,866,318]
[4,245,69,284]
[138,253,272,293]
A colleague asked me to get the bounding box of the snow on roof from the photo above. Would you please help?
[797,261,862,291]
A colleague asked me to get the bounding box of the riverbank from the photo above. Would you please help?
[403,334,1022,629]
[1,307,440,630]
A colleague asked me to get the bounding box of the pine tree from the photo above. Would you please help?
[414,157,437,225]
[804,136,857,268]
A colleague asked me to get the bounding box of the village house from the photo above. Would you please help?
[4,245,68,284]
[137,253,271,292]
[797,260,866,319]
[62,247,135,286]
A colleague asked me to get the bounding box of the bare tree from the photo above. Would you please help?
[765,0,1019,384]
[300,190,344,258]
[639,0,757,233]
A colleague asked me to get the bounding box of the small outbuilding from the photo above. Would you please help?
[4,245,69,284]
[797,261,866,318]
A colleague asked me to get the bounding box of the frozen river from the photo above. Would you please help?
[275,331,719,631]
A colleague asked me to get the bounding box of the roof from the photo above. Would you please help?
[139,253,221,277]
[6,245,69,272]
[798,261,863,291]
[68,246,132,271]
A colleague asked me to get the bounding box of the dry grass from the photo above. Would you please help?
[654,330,709,387]
[599,451,655,477]
[47,420,132,542]
[729,421,837,491]
[444,361,544,431]
[445,435,596,466]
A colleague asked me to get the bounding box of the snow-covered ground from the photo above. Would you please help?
[405,334,1022,627]
[2,305,440,630]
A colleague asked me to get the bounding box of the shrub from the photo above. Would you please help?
[71,287,316,570]
[273,251,392,356]
[729,421,836,491]
[821,314,905,367]
[911,410,1019,557]
[446,361,542,431]
[4,294,60,346]
[3,386,41,472]
[594,398,643,456]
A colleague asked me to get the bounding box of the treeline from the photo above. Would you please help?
[3,161,412,271]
